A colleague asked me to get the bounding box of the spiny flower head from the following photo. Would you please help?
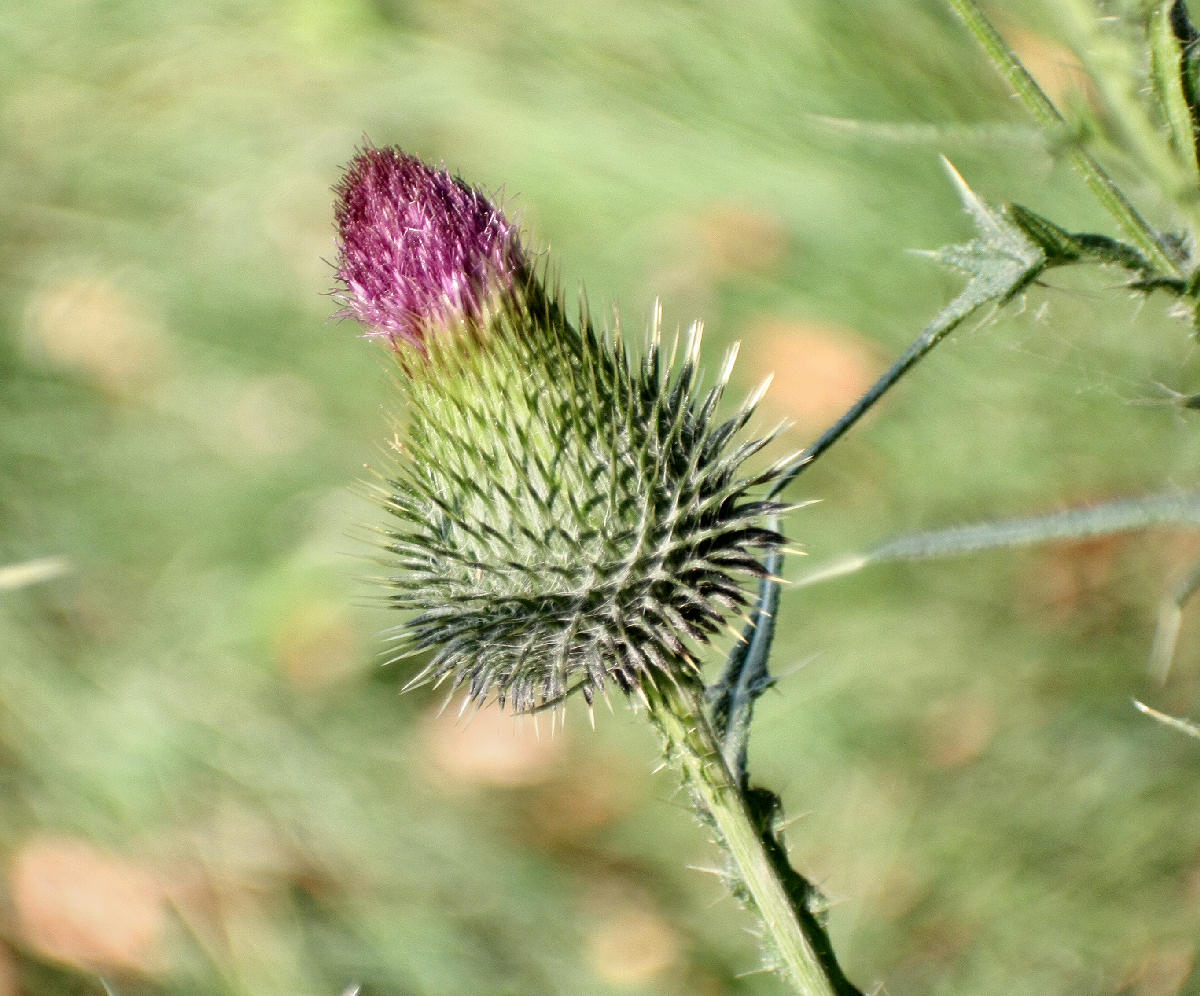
[333,144,795,713]
[333,144,524,349]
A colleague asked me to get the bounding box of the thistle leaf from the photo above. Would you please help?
[1150,0,1200,182]
[919,158,1046,310]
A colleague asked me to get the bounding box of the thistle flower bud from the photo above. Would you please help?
[333,144,525,349]
[334,145,794,712]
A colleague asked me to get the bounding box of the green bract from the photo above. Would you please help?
[377,283,792,712]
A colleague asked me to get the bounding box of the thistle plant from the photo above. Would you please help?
[333,145,857,993]
[335,144,793,714]
[332,4,1200,988]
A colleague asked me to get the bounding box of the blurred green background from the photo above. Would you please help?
[3,0,1200,992]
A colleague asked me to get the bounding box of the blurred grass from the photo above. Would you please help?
[2,0,1200,993]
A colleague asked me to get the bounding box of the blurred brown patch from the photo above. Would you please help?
[742,316,883,430]
[1117,941,1195,996]
[583,884,680,986]
[1020,534,1125,628]
[1158,532,1200,576]
[166,800,305,931]
[9,835,168,975]
[692,201,789,279]
[921,692,998,769]
[648,202,789,310]
[898,914,977,981]
[23,274,169,398]
[0,944,16,996]
[872,863,927,922]
[523,753,640,847]
[273,598,363,692]
[419,703,565,788]
[1005,26,1096,108]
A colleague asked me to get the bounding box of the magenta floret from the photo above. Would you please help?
[333,144,524,349]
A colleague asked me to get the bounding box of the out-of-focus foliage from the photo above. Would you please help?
[2,1,1199,993]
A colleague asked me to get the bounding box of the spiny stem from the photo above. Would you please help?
[768,293,977,499]
[644,677,861,995]
[947,0,1183,277]
[730,274,994,784]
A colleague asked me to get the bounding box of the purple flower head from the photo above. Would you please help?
[333,144,525,349]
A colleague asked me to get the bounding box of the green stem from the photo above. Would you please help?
[644,677,860,995]
[768,282,980,500]
[1068,0,1200,203]
[948,0,1183,276]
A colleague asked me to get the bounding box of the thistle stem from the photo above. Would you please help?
[644,677,860,996]
[947,0,1183,277]
[768,289,977,499]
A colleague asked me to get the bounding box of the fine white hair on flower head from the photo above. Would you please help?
[333,143,525,350]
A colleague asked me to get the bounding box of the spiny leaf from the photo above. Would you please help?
[794,491,1200,588]
[713,160,1050,785]
[917,158,1046,309]
[1151,0,1200,182]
